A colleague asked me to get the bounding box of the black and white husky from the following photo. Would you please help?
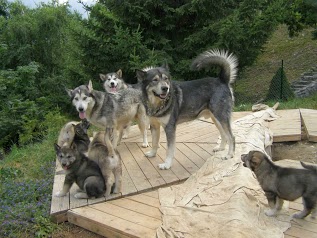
[136,49,238,169]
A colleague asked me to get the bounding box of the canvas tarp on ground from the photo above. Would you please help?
[157,106,291,238]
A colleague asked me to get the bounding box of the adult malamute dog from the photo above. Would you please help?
[88,131,122,197]
[136,49,238,169]
[241,150,317,219]
[54,143,106,199]
[100,70,149,140]
[67,81,149,148]
[100,69,128,93]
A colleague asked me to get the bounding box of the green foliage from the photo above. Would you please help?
[283,0,317,37]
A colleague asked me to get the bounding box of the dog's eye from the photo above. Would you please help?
[153,78,158,82]
[74,97,78,101]
[83,97,87,100]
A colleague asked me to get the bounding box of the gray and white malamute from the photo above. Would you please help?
[100,69,128,93]
[67,80,149,148]
[136,49,238,169]
[88,131,122,197]
[100,69,149,140]
[54,143,106,199]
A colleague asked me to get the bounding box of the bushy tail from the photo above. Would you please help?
[301,161,317,172]
[191,49,238,84]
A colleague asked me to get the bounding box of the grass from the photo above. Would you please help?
[235,25,317,104]
[0,111,68,238]
[0,25,317,238]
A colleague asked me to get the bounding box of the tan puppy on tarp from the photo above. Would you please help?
[88,131,122,198]
[241,150,317,219]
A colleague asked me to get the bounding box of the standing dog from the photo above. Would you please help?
[67,81,149,148]
[54,143,105,199]
[88,131,122,197]
[100,69,128,93]
[241,150,317,219]
[136,49,238,169]
[100,69,149,141]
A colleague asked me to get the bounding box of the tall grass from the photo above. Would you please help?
[0,111,69,238]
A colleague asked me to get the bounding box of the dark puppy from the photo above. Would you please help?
[241,150,317,219]
[54,143,105,199]
[71,119,90,154]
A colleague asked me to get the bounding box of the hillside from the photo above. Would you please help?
[235,25,317,104]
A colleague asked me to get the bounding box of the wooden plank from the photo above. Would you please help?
[176,143,206,168]
[118,143,152,192]
[108,198,161,219]
[156,144,190,180]
[160,143,199,175]
[138,145,180,184]
[185,143,213,161]
[125,143,166,187]
[270,109,301,142]
[143,190,159,199]
[300,108,317,142]
[128,193,160,208]
[68,206,156,238]
[90,203,161,230]
[176,121,218,142]
[120,159,138,196]
[50,171,69,222]
[285,225,317,238]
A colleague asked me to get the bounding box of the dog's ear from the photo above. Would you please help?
[136,69,147,82]
[99,74,106,81]
[54,143,61,153]
[87,80,93,93]
[66,88,73,98]
[250,152,264,171]
[161,62,169,71]
[116,69,122,78]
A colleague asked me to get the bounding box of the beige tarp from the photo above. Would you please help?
[157,106,291,238]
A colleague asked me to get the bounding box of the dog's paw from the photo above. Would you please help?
[159,162,171,170]
[55,191,67,197]
[265,209,277,217]
[292,212,306,219]
[142,142,149,148]
[74,192,89,199]
[145,150,156,157]
[213,145,225,152]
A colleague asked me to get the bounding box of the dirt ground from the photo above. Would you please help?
[52,140,317,238]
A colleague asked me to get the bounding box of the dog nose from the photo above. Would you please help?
[161,86,168,93]
[61,162,67,167]
[78,107,84,112]
[111,82,115,86]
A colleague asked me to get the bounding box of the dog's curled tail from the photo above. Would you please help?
[191,49,238,84]
[301,161,317,172]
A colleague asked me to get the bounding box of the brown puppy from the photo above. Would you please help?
[88,131,122,198]
[241,150,317,219]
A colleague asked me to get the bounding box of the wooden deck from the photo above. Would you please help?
[50,109,317,238]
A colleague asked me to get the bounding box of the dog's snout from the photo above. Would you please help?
[111,82,115,86]
[78,107,84,112]
[161,86,168,93]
